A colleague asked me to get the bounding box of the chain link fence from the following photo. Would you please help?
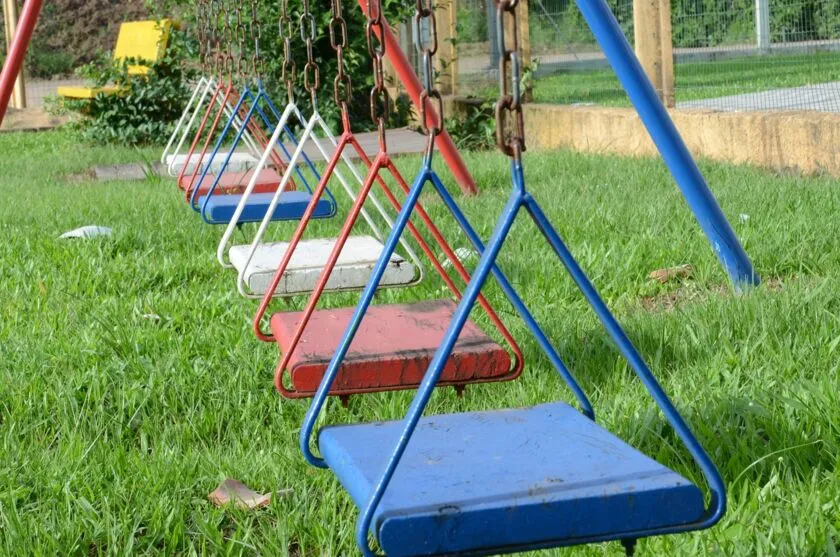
[1,0,147,110]
[450,0,840,113]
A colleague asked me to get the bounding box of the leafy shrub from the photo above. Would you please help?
[62,29,195,145]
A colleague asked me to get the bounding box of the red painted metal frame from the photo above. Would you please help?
[356,0,477,197]
[251,111,523,399]
[0,0,42,125]
[176,79,290,200]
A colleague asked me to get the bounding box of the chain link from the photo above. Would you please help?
[196,0,207,69]
[249,0,264,78]
[279,0,296,101]
[300,0,320,103]
[209,0,222,76]
[366,0,388,146]
[235,0,246,80]
[494,0,525,160]
[414,0,444,139]
[220,0,235,79]
[329,0,352,109]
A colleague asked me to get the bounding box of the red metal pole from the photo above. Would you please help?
[0,0,42,125]
[357,0,478,196]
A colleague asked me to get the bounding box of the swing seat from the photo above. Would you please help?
[200,191,333,224]
[320,402,706,556]
[178,168,283,196]
[166,152,258,175]
[229,235,417,296]
[270,299,512,396]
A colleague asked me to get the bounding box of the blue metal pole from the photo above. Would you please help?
[574,0,759,289]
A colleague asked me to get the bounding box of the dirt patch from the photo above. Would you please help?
[1,107,69,132]
[640,277,788,312]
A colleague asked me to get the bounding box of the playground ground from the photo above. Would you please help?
[0,129,838,554]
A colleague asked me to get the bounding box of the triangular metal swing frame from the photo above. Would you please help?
[297,146,726,555]
[188,79,334,225]
[162,75,262,177]
[252,129,523,401]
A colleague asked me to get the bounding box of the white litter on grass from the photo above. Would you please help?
[442,247,478,269]
[739,214,751,224]
[59,226,113,240]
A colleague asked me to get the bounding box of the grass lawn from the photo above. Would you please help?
[1,129,838,555]
[461,51,840,107]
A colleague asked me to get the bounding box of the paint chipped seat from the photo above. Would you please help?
[229,235,417,296]
[200,191,333,224]
[178,168,282,195]
[270,299,512,396]
[320,402,706,557]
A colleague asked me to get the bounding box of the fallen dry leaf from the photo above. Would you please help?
[208,478,272,510]
[648,264,694,284]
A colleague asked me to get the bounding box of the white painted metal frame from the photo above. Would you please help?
[160,76,262,177]
[216,102,425,299]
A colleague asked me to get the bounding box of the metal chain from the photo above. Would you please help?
[196,0,207,70]
[209,0,222,76]
[235,0,247,80]
[366,0,388,146]
[220,0,235,79]
[250,0,264,79]
[300,0,321,104]
[494,0,526,161]
[413,0,443,140]
[329,0,352,111]
[279,0,296,102]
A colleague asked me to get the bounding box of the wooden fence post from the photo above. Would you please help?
[632,0,674,107]
[435,0,458,95]
[2,0,27,109]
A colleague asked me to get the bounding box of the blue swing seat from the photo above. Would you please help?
[320,402,705,557]
[199,191,334,224]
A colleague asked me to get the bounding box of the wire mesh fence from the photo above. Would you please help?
[674,0,840,112]
[449,0,840,113]
[1,0,147,110]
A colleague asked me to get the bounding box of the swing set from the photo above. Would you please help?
[0,0,764,553]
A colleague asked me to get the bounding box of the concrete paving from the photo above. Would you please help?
[677,81,840,113]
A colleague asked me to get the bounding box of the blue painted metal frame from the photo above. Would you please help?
[575,0,758,289]
[301,150,725,555]
[188,80,337,224]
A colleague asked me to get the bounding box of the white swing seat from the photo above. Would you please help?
[166,152,259,175]
[229,235,417,297]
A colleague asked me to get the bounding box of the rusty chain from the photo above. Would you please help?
[196,0,207,70]
[279,0,296,102]
[249,0,264,78]
[208,0,222,76]
[219,0,235,79]
[366,0,388,147]
[234,0,247,79]
[300,0,320,104]
[413,0,443,140]
[329,0,352,111]
[494,0,525,161]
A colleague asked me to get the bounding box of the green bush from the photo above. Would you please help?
[62,29,195,145]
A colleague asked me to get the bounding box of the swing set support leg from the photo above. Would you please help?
[576,0,759,289]
[0,0,42,125]
[357,0,478,197]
